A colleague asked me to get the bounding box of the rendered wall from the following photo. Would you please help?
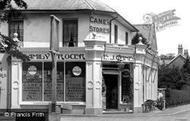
[0,54,8,109]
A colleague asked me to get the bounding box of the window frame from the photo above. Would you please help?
[62,19,78,47]
[9,18,24,42]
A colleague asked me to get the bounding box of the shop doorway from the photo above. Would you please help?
[103,74,119,110]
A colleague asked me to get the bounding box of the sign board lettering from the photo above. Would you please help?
[89,15,110,34]
[27,53,85,61]
[102,54,134,62]
[144,9,180,31]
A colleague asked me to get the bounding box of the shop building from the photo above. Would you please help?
[0,0,159,115]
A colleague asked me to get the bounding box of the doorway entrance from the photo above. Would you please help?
[103,74,119,110]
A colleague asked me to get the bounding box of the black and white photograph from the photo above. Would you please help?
[0,0,189,121]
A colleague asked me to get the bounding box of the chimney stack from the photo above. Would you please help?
[178,44,183,55]
[184,49,189,58]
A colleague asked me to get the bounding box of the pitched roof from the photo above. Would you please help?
[20,0,138,32]
[167,54,186,68]
[23,0,116,12]
[134,24,157,51]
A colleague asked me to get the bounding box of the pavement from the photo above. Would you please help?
[59,104,190,121]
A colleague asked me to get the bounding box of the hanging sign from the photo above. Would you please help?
[143,9,180,31]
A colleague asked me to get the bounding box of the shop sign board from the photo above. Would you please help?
[89,15,110,34]
[102,53,134,62]
[27,53,85,61]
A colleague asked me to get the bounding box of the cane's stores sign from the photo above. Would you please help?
[102,53,134,62]
[89,15,110,34]
[27,53,85,61]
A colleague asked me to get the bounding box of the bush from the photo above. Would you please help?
[166,87,190,107]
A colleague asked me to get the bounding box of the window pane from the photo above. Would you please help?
[44,62,52,101]
[22,62,42,101]
[114,25,118,44]
[63,20,78,47]
[65,62,85,101]
[44,62,65,101]
[9,20,23,42]
[125,32,128,45]
[57,62,64,101]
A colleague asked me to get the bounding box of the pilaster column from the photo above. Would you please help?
[133,63,143,113]
[133,43,146,113]
[84,38,106,115]
[11,59,22,109]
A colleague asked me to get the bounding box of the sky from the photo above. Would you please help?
[103,0,189,55]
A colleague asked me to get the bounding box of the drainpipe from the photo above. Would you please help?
[109,16,118,43]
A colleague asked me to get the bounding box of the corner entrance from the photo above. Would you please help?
[103,74,119,110]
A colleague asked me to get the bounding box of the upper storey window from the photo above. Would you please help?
[114,25,118,44]
[63,19,78,47]
[125,32,128,45]
[9,19,24,42]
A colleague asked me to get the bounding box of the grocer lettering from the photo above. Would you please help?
[28,53,85,60]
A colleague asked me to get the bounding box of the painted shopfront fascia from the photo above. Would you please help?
[1,41,158,113]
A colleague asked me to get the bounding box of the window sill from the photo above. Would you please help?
[20,101,86,106]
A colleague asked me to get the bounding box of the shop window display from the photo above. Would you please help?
[22,62,42,101]
[22,61,85,102]
[65,62,85,101]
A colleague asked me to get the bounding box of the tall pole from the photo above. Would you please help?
[50,15,60,112]
[50,51,57,112]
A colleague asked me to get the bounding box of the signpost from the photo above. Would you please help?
[49,15,60,112]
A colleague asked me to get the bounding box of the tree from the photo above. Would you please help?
[0,0,29,61]
[180,57,190,86]
[158,57,190,90]
[158,65,181,89]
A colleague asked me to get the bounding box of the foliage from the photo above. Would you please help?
[131,32,150,48]
[181,57,190,84]
[165,88,190,107]
[158,65,181,89]
[0,0,27,10]
[0,0,29,61]
[159,57,190,107]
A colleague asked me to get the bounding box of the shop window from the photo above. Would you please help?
[9,19,24,42]
[114,25,118,44]
[22,62,42,101]
[121,64,133,104]
[65,62,85,101]
[22,62,85,102]
[63,19,78,47]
